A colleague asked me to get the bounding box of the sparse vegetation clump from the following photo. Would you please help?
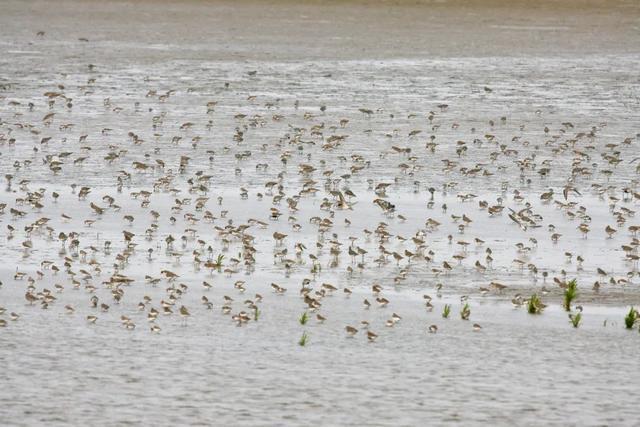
[624,307,638,329]
[563,279,578,312]
[209,254,225,271]
[569,312,582,328]
[528,294,545,314]
[442,304,451,319]
[299,311,309,325]
[298,331,309,346]
[460,303,470,320]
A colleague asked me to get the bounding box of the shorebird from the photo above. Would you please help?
[605,225,617,238]
[376,297,389,307]
[179,305,190,325]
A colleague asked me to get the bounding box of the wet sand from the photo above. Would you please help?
[1,0,640,61]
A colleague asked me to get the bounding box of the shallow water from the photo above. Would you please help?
[1,0,640,425]
[1,292,639,426]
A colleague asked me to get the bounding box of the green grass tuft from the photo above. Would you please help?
[254,308,260,321]
[563,279,578,312]
[298,331,309,346]
[299,311,309,325]
[527,294,544,314]
[442,304,451,319]
[570,312,581,328]
[211,254,225,270]
[624,307,638,329]
[460,303,470,320]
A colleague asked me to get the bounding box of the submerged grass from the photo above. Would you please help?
[564,279,578,312]
[298,331,309,346]
[624,307,638,329]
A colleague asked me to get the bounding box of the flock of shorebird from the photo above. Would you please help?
[1,53,640,339]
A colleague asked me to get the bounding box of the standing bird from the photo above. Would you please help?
[179,305,191,325]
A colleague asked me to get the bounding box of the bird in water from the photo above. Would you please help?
[0,61,635,353]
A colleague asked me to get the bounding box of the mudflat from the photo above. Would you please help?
[1,0,639,61]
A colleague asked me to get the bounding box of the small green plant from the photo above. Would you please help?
[442,304,451,319]
[569,312,582,328]
[460,303,470,320]
[528,294,544,314]
[563,279,578,312]
[299,311,309,325]
[254,308,260,321]
[624,307,638,329]
[298,331,309,346]
[213,254,225,269]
